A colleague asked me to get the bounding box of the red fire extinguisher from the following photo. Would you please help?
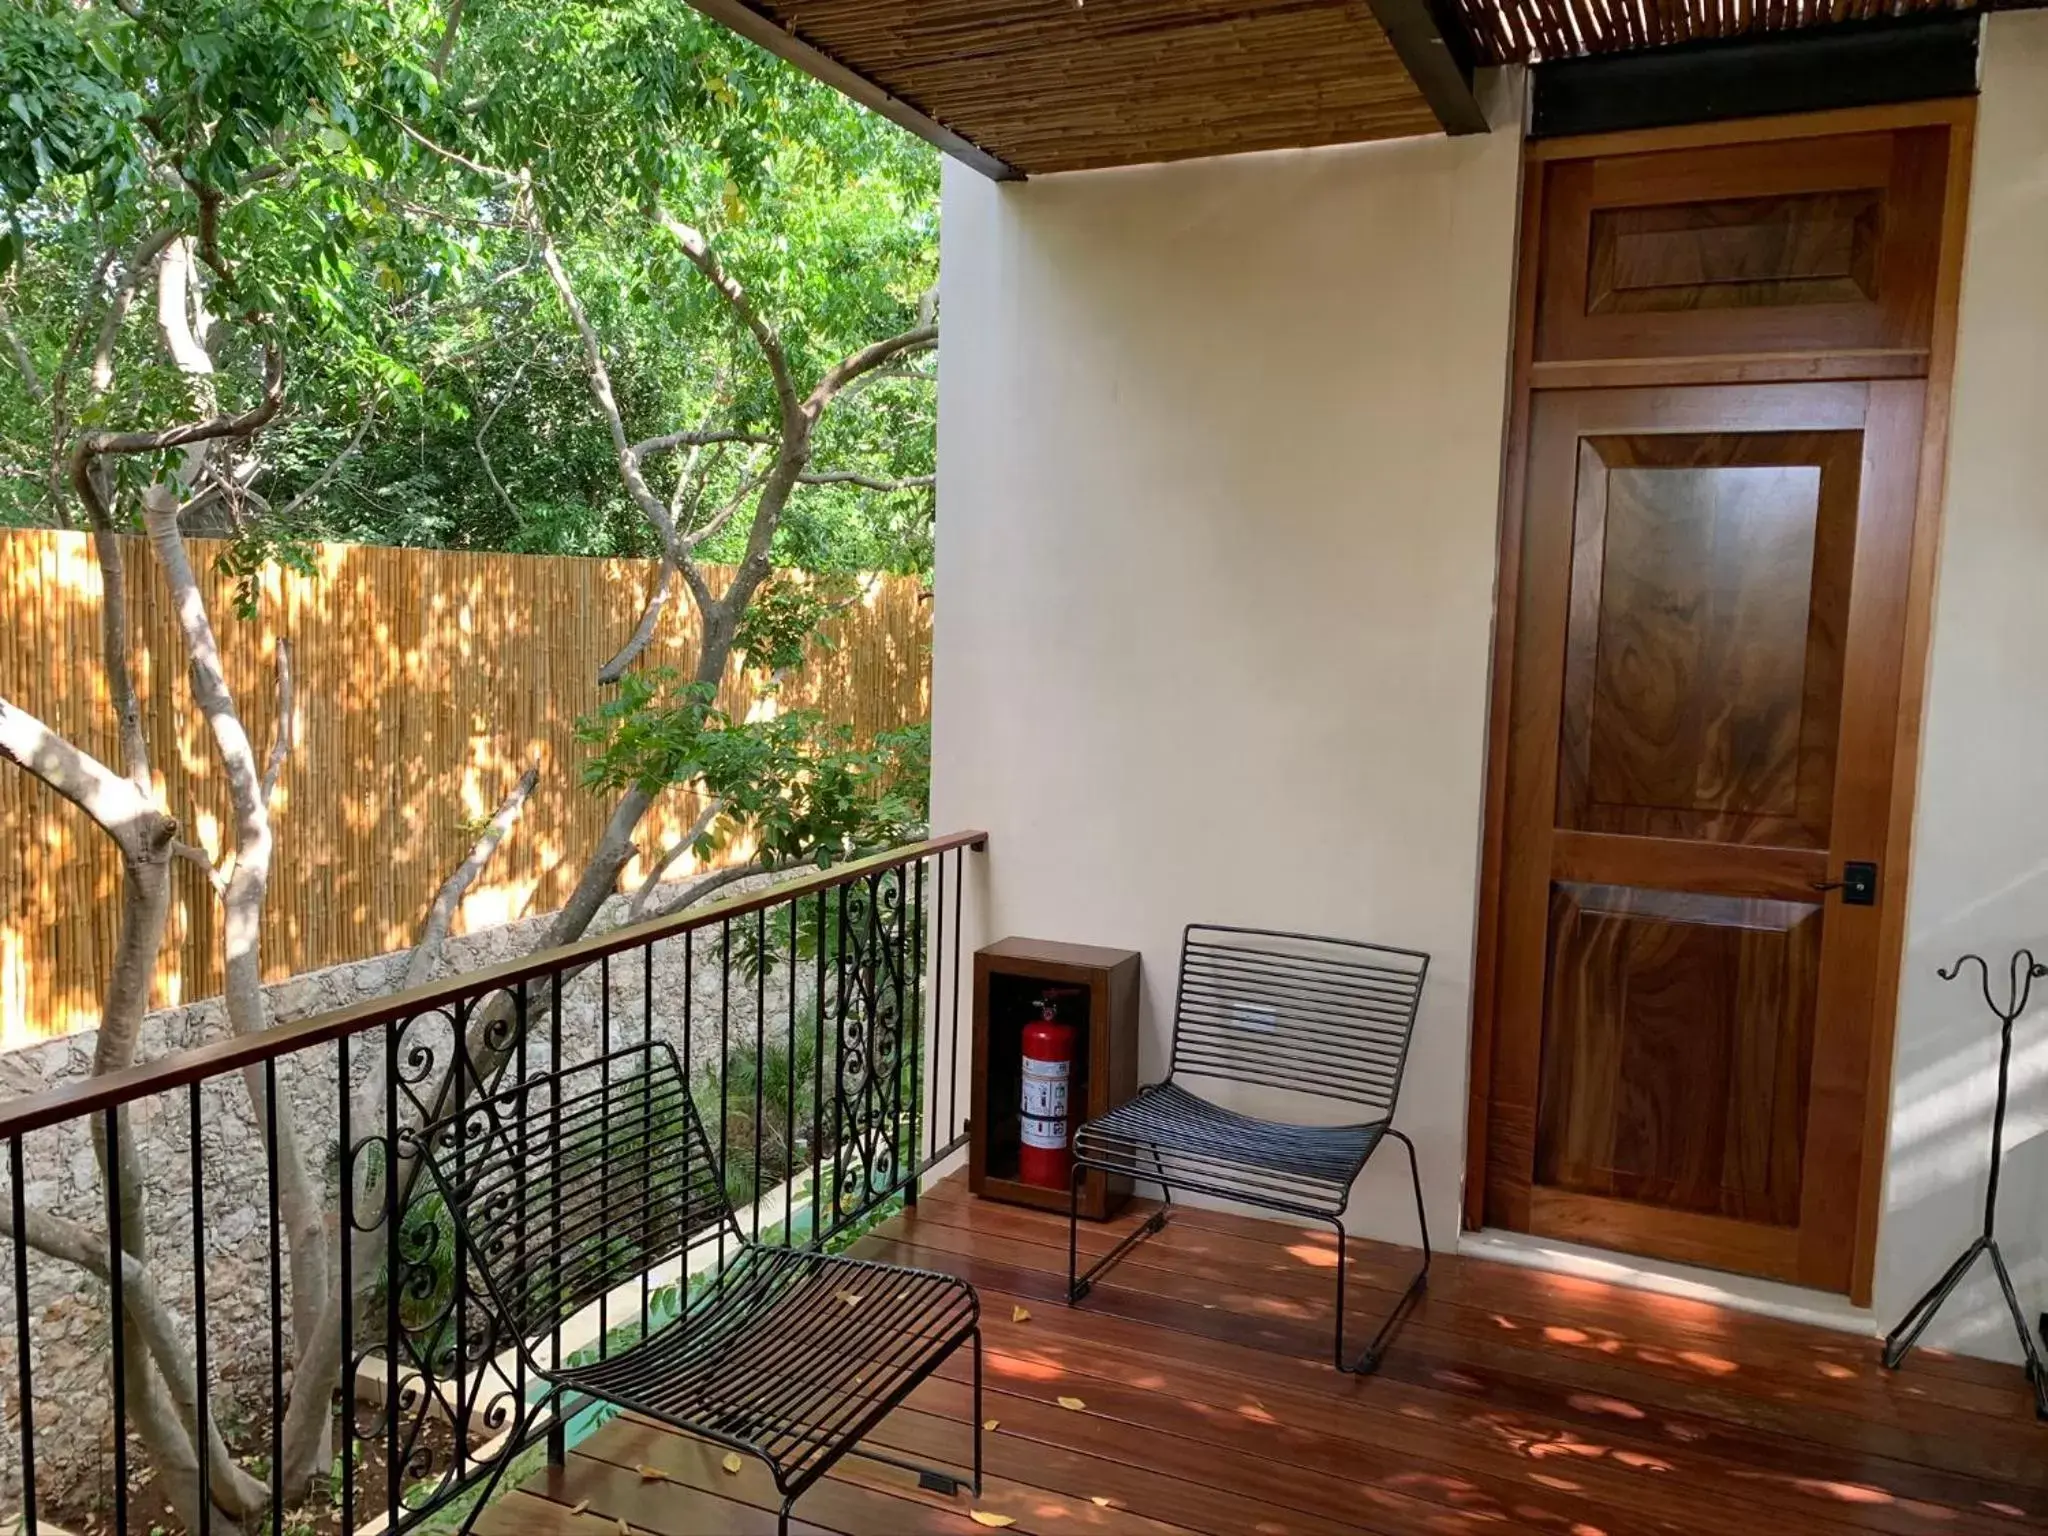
[1018,996,1077,1189]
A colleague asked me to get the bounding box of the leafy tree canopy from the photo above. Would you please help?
[0,0,939,576]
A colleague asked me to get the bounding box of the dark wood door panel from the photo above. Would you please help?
[1556,429,1860,849]
[1535,128,1948,365]
[1536,882,1819,1226]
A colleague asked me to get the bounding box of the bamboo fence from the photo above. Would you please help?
[0,530,931,1044]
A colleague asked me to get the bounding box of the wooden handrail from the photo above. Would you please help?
[0,831,987,1140]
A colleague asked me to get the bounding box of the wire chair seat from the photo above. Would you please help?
[419,1041,982,1535]
[1072,1082,1385,1215]
[1066,924,1431,1375]
[553,1244,977,1486]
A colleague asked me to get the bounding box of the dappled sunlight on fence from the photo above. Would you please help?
[0,530,931,1043]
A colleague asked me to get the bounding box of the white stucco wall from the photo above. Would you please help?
[935,27,2048,1364]
[1878,10,2048,1363]
[931,79,1526,1248]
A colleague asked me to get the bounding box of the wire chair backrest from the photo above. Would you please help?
[1166,925,1430,1119]
[418,1041,735,1353]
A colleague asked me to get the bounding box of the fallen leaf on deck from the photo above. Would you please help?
[1057,1395,1086,1412]
[567,1500,589,1516]
[1092,1496,1115,1507]
[969,1513,1017,1529]
[615,1520,631,1536]
[982,1418,1000,1431]
[637,1464,667,1482]
[1011,1305,1031,1323]
[834,1290,863,1307]
[721,1452,745,1475]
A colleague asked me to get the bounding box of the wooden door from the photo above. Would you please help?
[1491,382,1921,1292]
[1472,105,1974,1300]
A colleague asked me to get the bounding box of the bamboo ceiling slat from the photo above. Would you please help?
[1453,0,1978,63]
[748,0,1441,173]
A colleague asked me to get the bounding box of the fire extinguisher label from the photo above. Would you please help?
[1020,1057,1070,1150]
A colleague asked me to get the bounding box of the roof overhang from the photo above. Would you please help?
[687,0,2026,181]
[684,0,1484,179]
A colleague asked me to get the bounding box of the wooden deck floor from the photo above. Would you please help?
[481,1173,2048,1535]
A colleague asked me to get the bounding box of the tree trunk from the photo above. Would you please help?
[140,486,335,1499]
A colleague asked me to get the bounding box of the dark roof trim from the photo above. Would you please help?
[1365,0,1491,135]
[685,0,1025,181]
[1531,12,1982,140]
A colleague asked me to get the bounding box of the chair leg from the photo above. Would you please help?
[459,1387,561,1535]
[1067,1157,1169,1304]
[1335,1129,1430,1376]
[971,1325,985,1494]
[779,1493,795,1536]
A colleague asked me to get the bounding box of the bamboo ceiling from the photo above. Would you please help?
[1452,0,1974,66]
[728,1,1444,175]
[702,0,1995,178]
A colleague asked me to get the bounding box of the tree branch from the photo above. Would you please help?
[809,325,937,415]
[475,359,529,521]
[0,295,43,401]
[402,763,540,990]
[596,559,674,685]
[0,695,169,863]
[658,214,799,421]
[260,636,293,809]
[72,341,285,475]
[171,838,229,895]
[91,227,179,397]
[683,466,768,551]
[625,798,723,920]
[636,858,800,925]
[796,470,935,493]
[276,403,375,520]
[535,234,682,559]
[390,115,521,186]
[154,240,218,489]
[430,0,467,78]
[628,426,775,461]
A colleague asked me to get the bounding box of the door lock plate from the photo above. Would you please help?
[1840,860,1878,906]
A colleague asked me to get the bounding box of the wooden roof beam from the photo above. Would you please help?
[1364,0,1491,135]
[683,0,1026,181]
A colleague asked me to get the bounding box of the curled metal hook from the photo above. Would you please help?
[1937,948,2045,1025]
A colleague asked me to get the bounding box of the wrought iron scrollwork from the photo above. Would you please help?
[350,983,536,1525]
[827,868,915,1226]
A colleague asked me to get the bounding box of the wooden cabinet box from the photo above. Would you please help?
[970,938,1140,1221]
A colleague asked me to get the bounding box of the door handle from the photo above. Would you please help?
[1813,860,1879,906]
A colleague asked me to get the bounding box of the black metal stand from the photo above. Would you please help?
[1881,948,2048,1420]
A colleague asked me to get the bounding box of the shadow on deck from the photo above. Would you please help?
[478,1172,2048,1535]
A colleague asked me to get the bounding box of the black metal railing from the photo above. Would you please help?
[0,831,985,1535]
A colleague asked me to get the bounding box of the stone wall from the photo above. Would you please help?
[0,870,840,1517]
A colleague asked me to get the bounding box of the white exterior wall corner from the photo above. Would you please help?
[932,74,1528,1249]
[1877,9,2048,1364]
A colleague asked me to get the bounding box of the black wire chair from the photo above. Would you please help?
[1066,924,1431,1374]
[418,1041,982,1535]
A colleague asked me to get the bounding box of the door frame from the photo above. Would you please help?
[1463,97,1978,1306]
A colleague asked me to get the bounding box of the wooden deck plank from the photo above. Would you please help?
[908,1185,2037,1428]
[858,1221,2048,1491]
[477,1174,2048,1536]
